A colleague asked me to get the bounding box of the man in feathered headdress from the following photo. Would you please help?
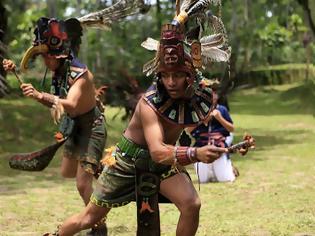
[3,17,107,235]
[50,1,230,236]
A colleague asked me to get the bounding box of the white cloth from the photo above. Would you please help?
[194,133,235,183]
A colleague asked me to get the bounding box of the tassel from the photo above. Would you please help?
[101,146,117,166]
[50,102,64,124]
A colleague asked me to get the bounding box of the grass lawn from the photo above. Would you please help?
[0,83,315,236]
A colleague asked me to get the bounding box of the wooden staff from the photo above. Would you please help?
[2,59,23,84]
[12,69,23,84]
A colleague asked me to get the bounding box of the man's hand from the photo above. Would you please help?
[2,59,16,72]
[196,145,227,163]
[20,83,42,100]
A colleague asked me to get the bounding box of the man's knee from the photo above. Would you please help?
[189,196,201,212]
[179,196,201,214]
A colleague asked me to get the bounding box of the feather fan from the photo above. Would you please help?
[200,33,224,48]
[201,47,230,64]
[79,0,150,29]
[141,37,159,51]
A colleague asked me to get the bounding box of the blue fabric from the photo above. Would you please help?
[210,105,233,136]
[191,105,233,147]
[70,57,86,69]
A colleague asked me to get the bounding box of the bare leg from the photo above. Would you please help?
[58,202,110,236]
[76,164,94,205]
[61,157,94,205]
[159,173,201,236]
[60,157,78,178]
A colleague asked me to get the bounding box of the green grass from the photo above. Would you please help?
[1,82,315,235]
[250,63,315,74]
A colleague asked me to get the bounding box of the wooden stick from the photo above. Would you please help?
[227,141,248,153]
[12,69,23,85]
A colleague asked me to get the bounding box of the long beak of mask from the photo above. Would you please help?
[20,44,49,73]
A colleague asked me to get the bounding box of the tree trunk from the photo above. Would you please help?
[47,0,57,17]
[297,0,315,39]
[0,2,9,98]
[241,0,250,71]
[76,0,88,64]
[229,0,238,80]
[156,0,161,31]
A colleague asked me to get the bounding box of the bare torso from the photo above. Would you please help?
[62,70,96,117]
[124,97,183,147]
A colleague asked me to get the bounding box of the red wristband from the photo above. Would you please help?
[174,146,198,166]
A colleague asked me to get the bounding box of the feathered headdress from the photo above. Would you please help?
[20,0,151,72]
[79,0,150,30]
[141,0,230,79]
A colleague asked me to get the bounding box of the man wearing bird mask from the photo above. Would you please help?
[3,17,107,235]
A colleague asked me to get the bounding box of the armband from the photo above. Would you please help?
[174,146,198,166]
[38,92,59,108]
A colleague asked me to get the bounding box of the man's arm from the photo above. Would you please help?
[139,99,227,165]
[139,99,174,165]
[21,71,94,117]
[211,109,234,132]
[58,72,94,117]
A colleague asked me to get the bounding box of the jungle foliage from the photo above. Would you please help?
[0,0,314,103]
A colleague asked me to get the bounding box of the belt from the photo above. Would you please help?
[117,136,169,173]
[117,136,150,159]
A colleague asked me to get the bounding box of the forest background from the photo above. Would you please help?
[0,0,315,235]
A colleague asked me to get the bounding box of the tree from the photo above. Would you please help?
[0,2,9,98]
[296,0,315,38]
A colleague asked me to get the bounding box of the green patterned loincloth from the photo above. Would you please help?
[63,106,106,175]
[91,136,186,208]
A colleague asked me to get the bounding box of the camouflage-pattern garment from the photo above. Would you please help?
[63,106,106,175]
[91,135,186,208]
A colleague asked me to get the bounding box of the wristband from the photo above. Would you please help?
[174,146,198,166]
[39,92,59,108]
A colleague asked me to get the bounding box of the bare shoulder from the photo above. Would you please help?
[79,69,94,84]
[85,69,94,82]
[139,97,157,119]
[71,70,94,88]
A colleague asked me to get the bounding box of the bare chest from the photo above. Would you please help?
[160,118,183,144]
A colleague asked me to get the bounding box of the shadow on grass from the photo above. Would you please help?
[0,168,65,196]
[231,128,311,163]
